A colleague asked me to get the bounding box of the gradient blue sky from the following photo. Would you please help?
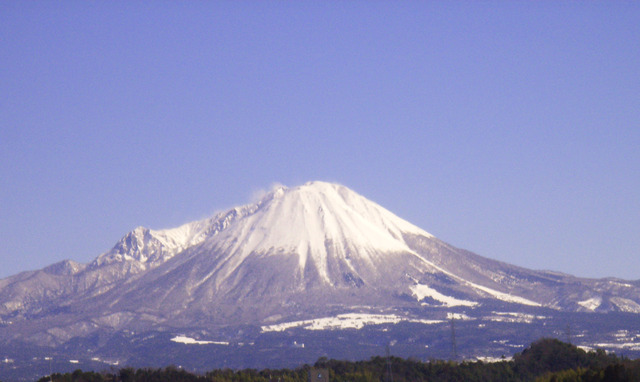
[1,2,639,280]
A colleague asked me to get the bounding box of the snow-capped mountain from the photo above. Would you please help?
[1,181,639,380]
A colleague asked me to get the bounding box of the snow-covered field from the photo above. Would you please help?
[484,312,546,324]
[170,335,229,345]
[261,313,443,333]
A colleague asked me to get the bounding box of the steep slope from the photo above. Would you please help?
[1,181,639,348]
[0,200,259,321]
[67,182,442,328]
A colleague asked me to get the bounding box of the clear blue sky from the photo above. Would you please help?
[1,2,639,280]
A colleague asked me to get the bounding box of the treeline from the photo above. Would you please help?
[36,338,640,382]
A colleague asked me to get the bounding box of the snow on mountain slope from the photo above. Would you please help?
[410,283,478,307]
[198,181,433,284]
[90,198,264,269]
[78,181,588,330]
[83,182,445,325]
[1,180,640,347]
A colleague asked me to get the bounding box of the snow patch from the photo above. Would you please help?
[578,297,602,311]
[410,284,478,307]
[594,342,640,351]
[475,356,510,362]
[261,313,443,332]
[403,250,540,307]
[447,312,473,320]
[465,281,540,306]
[608,281,633,288]
[492,339,524,348]
[614,330,629,338]
[484,312,546,324]
[170,335,229,345]
[611,297,640,313]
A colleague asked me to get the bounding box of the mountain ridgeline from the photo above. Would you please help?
[1,181,639,381]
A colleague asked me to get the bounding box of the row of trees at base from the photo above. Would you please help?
[36,338,640,382]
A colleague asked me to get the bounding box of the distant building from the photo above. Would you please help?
[309,368,329,382]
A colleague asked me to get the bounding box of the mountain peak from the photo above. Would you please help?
[207,181,432,285]
[4,179,640,374]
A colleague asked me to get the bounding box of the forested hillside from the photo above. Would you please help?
[33,339,640,382]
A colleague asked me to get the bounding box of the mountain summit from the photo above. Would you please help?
[1,181,640,379]
[208,181,431,284]
[82,181,451,327]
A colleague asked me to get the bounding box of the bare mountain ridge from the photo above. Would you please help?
[1,181,639,347]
